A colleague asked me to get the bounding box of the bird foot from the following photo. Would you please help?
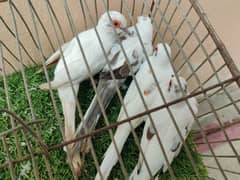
[80,139,91,154]
[71,152,83,176]
[64,142,83,176]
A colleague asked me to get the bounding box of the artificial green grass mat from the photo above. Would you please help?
[0,67,207,179]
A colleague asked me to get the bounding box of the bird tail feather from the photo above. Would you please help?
[36,42,69,74]
[72,80,118,154]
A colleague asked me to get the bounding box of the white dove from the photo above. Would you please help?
[39,11,128,176]
[95,43,173,180]
[129,76,198,180]
[72,16,153,156]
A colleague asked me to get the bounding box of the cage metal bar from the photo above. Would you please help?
[0,119,44,137]
[189,0,240,87]
[172,19,202,63]
[104,0,176,178]
[140,0,145,15]
[2,56,17,72]
[26,0,64,136]
[77,0,171,179]
[0,42,22,157]
[11,1,53,55]
[0,41,27,68]
[194,117,240,141]
[197,99,240,120]
[21,128,41,180]
[25,5,67,176]
[99,1,163,177]
[94,0,99,20]
[42,0,88,178]
[153,0,171,42]
[2,137,16,180]
[206,165,240,176]
[152,1,229,178]
[197,79,231,104]
[195,138,240,145]
[0,41,39,178]
[0,16,37,66]
[47,0,123,178]
[73,0,171,177]
[131,0,136,18]
[26,0,76,178]
[201,154,240,159]
[0,0,239,179]
[191,63,226,94]
[177,34,213,77]
[7,1,54,178]
[128,0,203,178]
[27,1,56,52]
[120,1,192,178]
[46,0,66,42]
[0,109,48,152]
[79,0,88,30]
[71,0,138,177]
[175,0,240,116]
[160,0,183,43]
[62,0,108,178]
[71,0,163,178]
[142,1,203,178]
[167,1,193,46]
[170,0,240,160]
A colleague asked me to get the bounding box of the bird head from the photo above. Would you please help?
[153,43,171,58]
[98,11,129,36]
[167,75,188,100]
[135,16,153,43]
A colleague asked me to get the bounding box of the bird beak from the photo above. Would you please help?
[120,27,132,36]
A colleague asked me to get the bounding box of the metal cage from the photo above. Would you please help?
[0,0,240,179]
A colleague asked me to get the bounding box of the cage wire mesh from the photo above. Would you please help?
[0,0,240,179]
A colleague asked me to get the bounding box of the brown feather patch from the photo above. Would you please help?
[171,142,180,152]
[147,127,155,140]
[144,89,151,96]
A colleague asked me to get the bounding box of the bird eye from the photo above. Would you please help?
[112,20,121,28]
